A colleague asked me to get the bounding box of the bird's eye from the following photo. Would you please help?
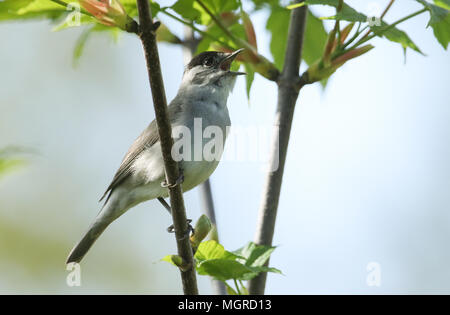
[203,58,214,67]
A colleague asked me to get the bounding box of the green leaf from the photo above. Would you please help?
[196,36,213,53]
[195,25,223,52]
[205,0,239,13]
[239,266,282,281]
[302,9,328,66]
[294,0,336,5]
[0,0,66,21]
[372,21,424,55]
[0,159,25,178]
[155,23,182,44]
[416,0,450,49]
[194,0,239,16]
[16,0,62,15]
[434,0,450,10]
[171,0,203,24]
[196,259,256,281]
[430,13,450,49]
[266,6,290,70]
[228,22,246,44]
[233,242,276,267]
[320,78,329,89]
[0,147,29,179]
[195,20,244,52]
[252,0,279,10]
[325,6,367,22]
[243,63,255,100]
[196,258,280,281]
[121,0,159,18]
[417,0,449,24]
[73,26,94,66]
[195,240,240,262]
[194,240,281,281]
[161,254,184,267]
[383,27,424,55]
[171,0,237,25]
[296,0,367,22]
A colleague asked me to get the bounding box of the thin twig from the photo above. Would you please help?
[50,0,93,17]
[380,0,396,19]
[323,0,343,62]
[195,0,256,53]
[348,8,427,51]
[136,0,198,295]
[360,0,395,40]
[336,0,344,45]
[341,22,364,49]
[160,8,233,49]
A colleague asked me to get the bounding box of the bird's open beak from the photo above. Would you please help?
[219,48,246,75]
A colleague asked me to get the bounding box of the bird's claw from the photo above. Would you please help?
[167,219,194,240]
[161,170,184,188]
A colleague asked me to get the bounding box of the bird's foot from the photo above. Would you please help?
[161,169,184,189]
[167,219,194,240]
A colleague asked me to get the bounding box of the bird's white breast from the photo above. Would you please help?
[175,93,231,192]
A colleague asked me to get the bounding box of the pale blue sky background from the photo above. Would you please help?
[0,0,449,294]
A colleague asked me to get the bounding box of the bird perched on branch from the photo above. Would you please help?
[67,49,245,264]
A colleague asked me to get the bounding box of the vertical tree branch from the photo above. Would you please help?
[136,0,198,295]
[248,1,308,295]
[182,26,227,296]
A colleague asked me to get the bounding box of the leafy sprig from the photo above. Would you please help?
[164,239,281,295]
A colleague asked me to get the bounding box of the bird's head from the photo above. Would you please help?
[180,49,246,94]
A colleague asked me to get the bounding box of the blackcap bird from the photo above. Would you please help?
[66,49,245,264]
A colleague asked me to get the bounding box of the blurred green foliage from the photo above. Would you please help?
[0,147,28,179]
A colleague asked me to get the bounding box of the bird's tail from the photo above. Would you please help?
[66,221,110,264]
[66,202,120,264]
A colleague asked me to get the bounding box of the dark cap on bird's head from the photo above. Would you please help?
[186,49,246,74]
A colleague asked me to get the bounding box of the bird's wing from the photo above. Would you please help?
[99,119,158,204]
[99,99,183,205]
